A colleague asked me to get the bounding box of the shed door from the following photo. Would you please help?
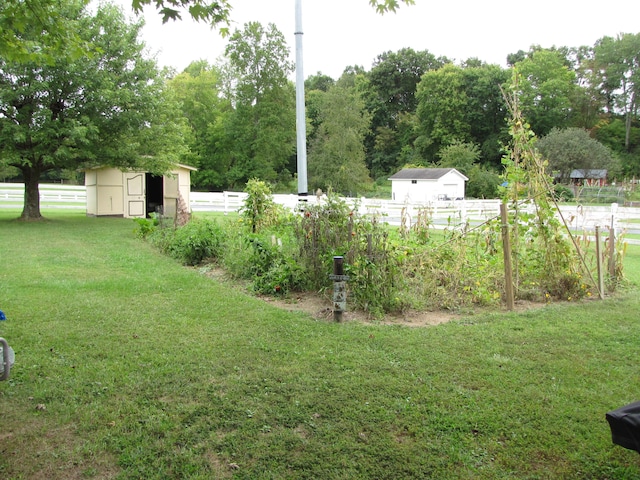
[124,172,145,218]
[443,183,458,200]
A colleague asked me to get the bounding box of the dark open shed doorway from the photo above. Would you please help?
[145,173,163,217]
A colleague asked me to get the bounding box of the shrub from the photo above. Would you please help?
[241,179,284,233]
[151,219,224,266]
[248,235,306,295]
[554,184,574,201]
[133,214,159,238]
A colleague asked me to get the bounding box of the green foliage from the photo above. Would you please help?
[133,214,160,239]
[415,64,471,160]
[247,235,306,295]
[0,2,185,220]
[0,0,90,64]
[221,21,296,187]
[437,140,480,175]
[512,49,577,136]
[169,61,230,190]
[594,33,640,153]
[149,218,224,265]
[537,127,620,183]
[553,184,574,201]
[241,179,284,233]
[466,165,501,199]
[363,48,448,177]
[308,82,372,195]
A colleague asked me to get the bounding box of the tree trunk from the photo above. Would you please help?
[625,90,636,152]
[20,169,43,221]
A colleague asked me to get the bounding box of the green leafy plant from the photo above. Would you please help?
[150,218,224,266]
[241,179,284,233]
[133,213,159,238]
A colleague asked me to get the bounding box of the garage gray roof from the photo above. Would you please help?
[569,169,607,179]
[388,168,467,181]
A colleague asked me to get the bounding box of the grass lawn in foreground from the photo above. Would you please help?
[0,210,639,479]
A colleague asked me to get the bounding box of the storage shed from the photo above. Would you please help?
[570,169,608,187]
[85,164,196,218]
[388,168,468,203]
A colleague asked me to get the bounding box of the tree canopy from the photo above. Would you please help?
[308,77,372,195]
[0,1,186,219]
[537,127,620,182]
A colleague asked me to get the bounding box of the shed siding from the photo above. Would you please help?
[390,168,466,202]
[85,165,194,218]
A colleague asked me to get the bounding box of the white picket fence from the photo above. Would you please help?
[2,183,640,235]
[190,191,504,227]
[0,183,86,209]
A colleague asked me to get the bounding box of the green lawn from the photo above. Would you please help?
[1,210,639,479]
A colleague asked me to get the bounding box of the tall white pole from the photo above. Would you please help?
[295,0,308,196]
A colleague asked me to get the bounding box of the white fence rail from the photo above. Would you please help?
[2,184,640,235]
[0,183,86,209]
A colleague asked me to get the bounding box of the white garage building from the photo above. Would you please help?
[388,168,468,203]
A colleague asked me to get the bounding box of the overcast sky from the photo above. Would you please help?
[110,0,640,79]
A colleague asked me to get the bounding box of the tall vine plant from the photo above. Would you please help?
[501,71,599,300]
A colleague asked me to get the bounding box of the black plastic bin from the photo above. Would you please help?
[606,401,640,453]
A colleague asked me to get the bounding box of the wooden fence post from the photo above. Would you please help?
[500,203,515,311]
[595,226,605,299]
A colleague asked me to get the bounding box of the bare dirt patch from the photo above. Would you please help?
[201,266,551,327]
[201,266,462,327]
[259,291,460,327]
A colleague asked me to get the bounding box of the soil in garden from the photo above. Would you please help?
[201,266,542,327]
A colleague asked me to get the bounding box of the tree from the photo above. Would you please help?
[594,33,640,152]
[0,1,186,220]
[536,127,620,183]
[461,63,510,166]
[305,72,335,93]
[465,165,501,199]
[221,21,296,187]
[169,61,231,190]
[592,117,640,176]
[362,48,448,177]
[0,0,90,64]
[436,141,480,176]
[414,64,471,161]
[308,81,371,195]
[513,49,577,136]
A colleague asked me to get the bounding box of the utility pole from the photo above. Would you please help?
[294,0,308,197]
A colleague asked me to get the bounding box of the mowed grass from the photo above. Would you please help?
[1,210,640,479]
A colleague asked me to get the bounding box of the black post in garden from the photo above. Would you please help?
[330,256,348,322]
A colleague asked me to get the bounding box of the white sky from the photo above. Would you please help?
[110,0,640,79]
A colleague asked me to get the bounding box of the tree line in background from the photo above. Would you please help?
[167,25,640,198]
[1,0,639,219]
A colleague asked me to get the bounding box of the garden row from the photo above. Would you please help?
[136,178,624,317]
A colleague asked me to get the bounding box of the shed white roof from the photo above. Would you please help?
[388,168,468,181]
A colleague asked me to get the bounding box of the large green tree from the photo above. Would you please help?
[513,49,577,136]
[537,127,620,183]
[308,78,371,195]
[0,1,186,219]
[594,33,640,152]
[414,64,471,161]
[169,61,231,190]
[221,21,296,187]
[362,48,448,177]
[462,63,510,166]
